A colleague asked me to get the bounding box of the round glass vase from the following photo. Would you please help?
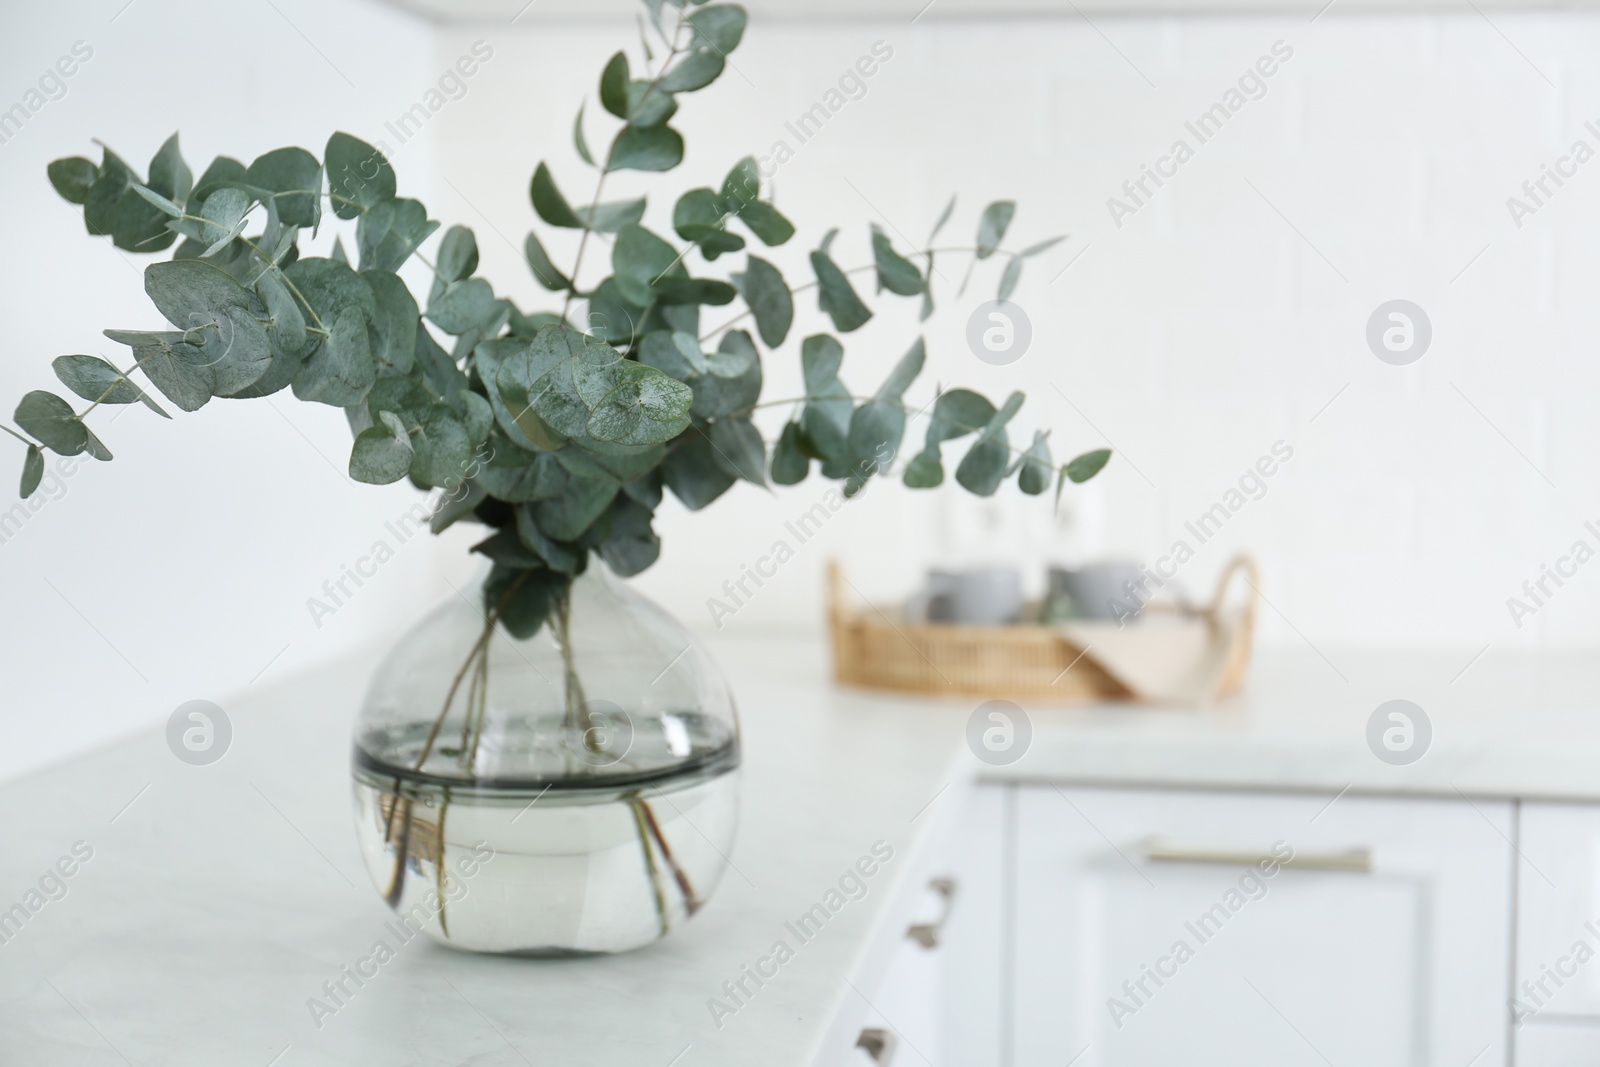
[350,563,740,956]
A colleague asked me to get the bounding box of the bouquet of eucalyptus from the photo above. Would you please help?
[7,0,1108,642]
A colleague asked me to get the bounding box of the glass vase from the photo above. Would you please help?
[350,564,740,955]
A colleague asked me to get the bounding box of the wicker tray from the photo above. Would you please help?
[827,556,1259,704]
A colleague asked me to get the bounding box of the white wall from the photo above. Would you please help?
[0,0,464,783]
[435,9,1600,655]
[6,1,1600,781]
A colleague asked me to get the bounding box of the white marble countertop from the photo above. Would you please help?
[5,636,1600,1065]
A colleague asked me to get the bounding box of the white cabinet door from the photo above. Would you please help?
[1516,802,1600,1022]
[1013,786,1512,1067]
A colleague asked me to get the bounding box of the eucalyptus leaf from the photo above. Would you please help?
[524,231,571,290]
[600,51,631,118]
[736,201,794,246]
[361,269,418,374]
[53,354,166,416]
[349,410,413,484]
[662,429,737,510]
[294,306,375,407]
[246,146,321,228]
[613,223,681,306]
[48,157,97,205]
[573,103,596,167]
[871,224,923,296]
[998,256,1022,301]
[660,50,724,93]
[143,259,273,395]
[598,495,660,577]
[530,163,583,228]
[955,391,1024,496]
[1017,430,1051,495]
[770,421,809,485]
[811,245,872,333]
[530,474,618,540]
[799,334,851,461]
[610,125,684,172]
[586,363,694,446]
[325,132,395,219]
[687,4,747,51]
[976,200,1016,259]
[410,404,474,488]
[14,391,87,456]
[436,225,480,284]
[105,330,213,412]
[710,414,766,487]
[626,80,679,127]
[740,255,792,347]
[358,198,437,273]
[19,445,43,498]
[1065,447,1112,483]
[690,330,761,420]
[149,133,192,206]
[576,198,647,233]
[428,277,497,335]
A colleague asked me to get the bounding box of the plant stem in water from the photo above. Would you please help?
[629,798,671,937]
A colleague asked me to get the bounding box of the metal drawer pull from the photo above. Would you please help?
[857,1027,897,1064]
[1143,838,1372,873]
[906,876,957,949]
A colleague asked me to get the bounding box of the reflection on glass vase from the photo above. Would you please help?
[351,563,740,956]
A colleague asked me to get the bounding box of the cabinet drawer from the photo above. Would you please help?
[1014,786,1512,1067]
[1517,802,1600,1020]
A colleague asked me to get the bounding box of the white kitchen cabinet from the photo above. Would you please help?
[1516,802,1600,1024]
[1010,785,1513,1067]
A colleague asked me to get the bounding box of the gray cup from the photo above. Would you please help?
[1048,563,1146,622]
[908,567,1024,625]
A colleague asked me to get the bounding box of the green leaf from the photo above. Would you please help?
[626,80,679,127]
[600,51,631,118]
[246,146,321,228]
[524,231,571,290]
[610,125,684,172]
[1021,236,1065,257]
[474,439,565,502]
[148,133,192,205]
[799,334,851,461]
[928,194,956,244]
[576,198,647,233]
[361,269,418,374]
[104,330,213,412]
[586,363,695,445]
[846,401,903,480]
[48,157,97,205]
[741,255,792,347]
[710,414,767,487]
[358,198,438,273]
[485,564,565,640]
[130,183,182,219]
[875,336,925,402]
[998,256,1022,301]
[143,259,273,395]
[436,225,479,284]
[811,243,872,332]
[660,49,724,92]
[662,429,737,510]
[720,157,761,210]
[349,410,414,484]
[427,278,497,335]
[736,201,794,247]
[190,156,247,204]
[531,474,618,540]
[674,187,723,235]
[955,391,1024,496]
[516,506,584,572]
[598,495,661,577]
[977,200,1016,260]
[410,404,473,488]
[690,330,762,419]
[20,445,44,498]
[325,132,395,219]
[653,276,737,306]
[902,448,943,489]
[687,4,748,51]
[573,102,596,167]
[1065,447,1112,483]
[927,388,995,443]
[871,225,923,296]
[476,526,546,571]
[15,391,87,456]
[771,421,810,485]
[294,306,375,407]
[637,330,699,380]
[586,278,647,347]
[52,355,167,417]
[530,162,583,228]
[1018,430,1052,495]
[196,187,251,255]
[613,223,682,306]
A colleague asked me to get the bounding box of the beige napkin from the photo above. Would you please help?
[1056,606,1248,706]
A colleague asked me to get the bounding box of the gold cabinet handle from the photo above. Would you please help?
[1143,837,1372,873]
[906,876,957,949]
